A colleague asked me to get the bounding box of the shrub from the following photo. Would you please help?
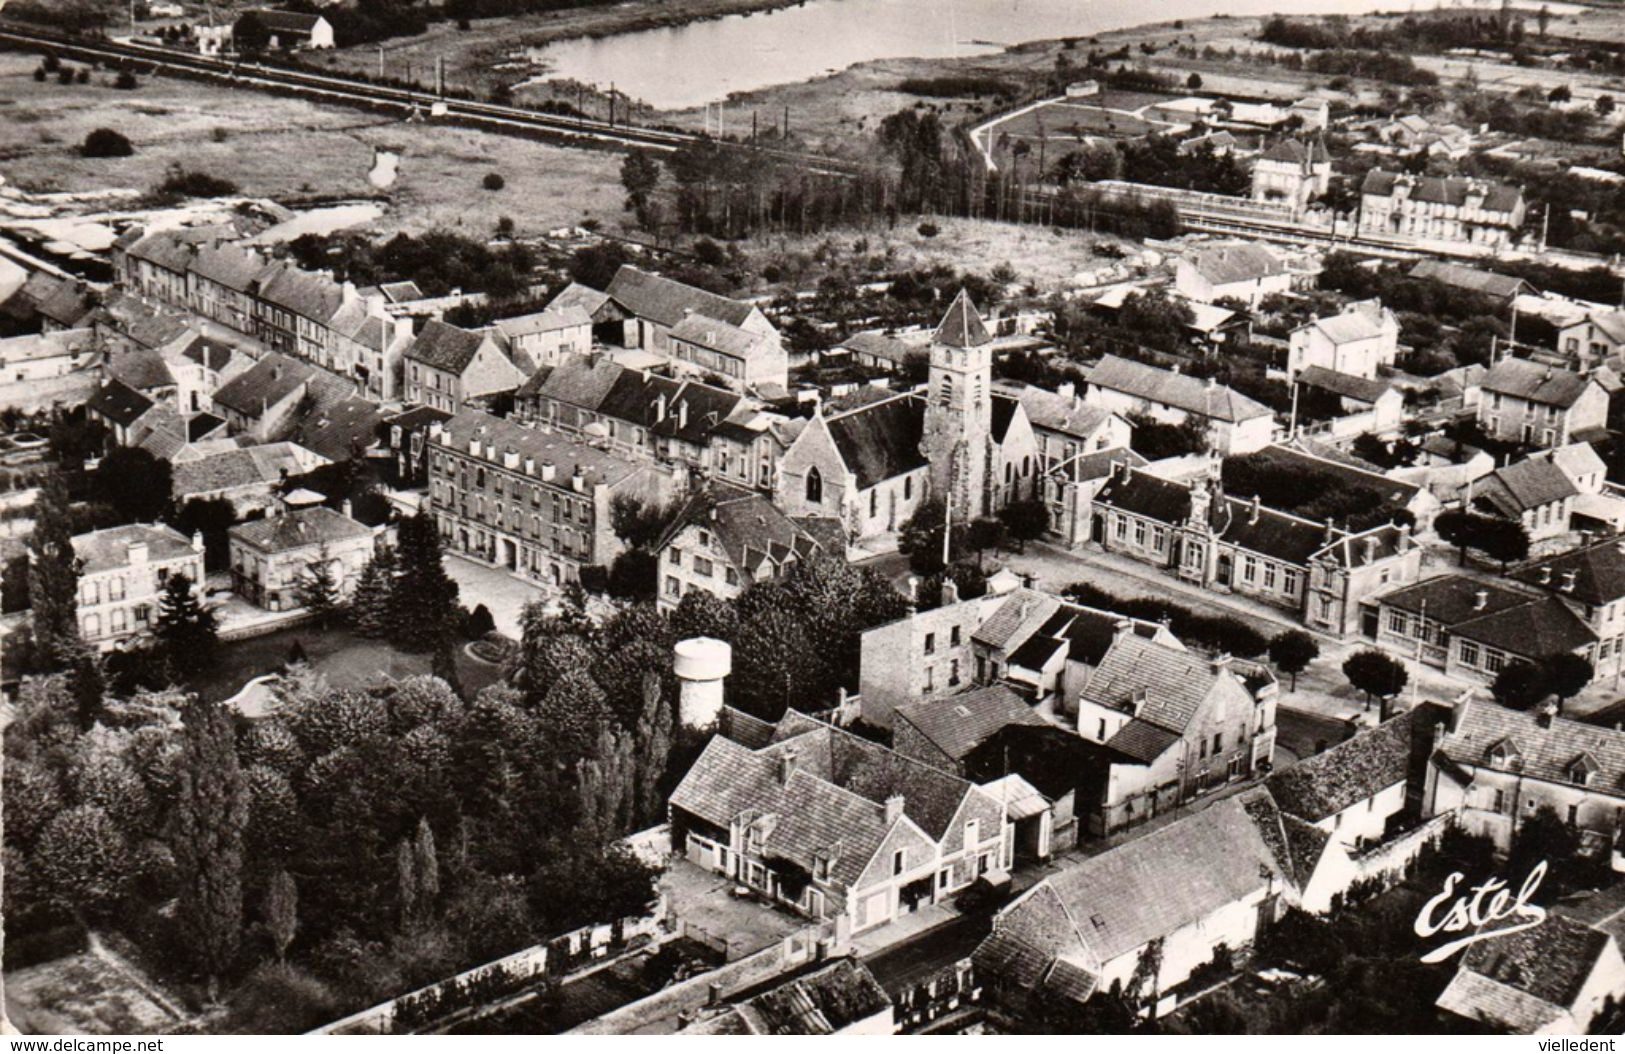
[75,68,90,84]
[32,67,45,82]
[577,564,610,595]
[157,168,240,198]
[917,221,940,238]
[113,70,138,90]
[463,603,496,639]
[81,128,134,158]
[42,52,60,73]
[482,172,505,191]
[57,67,74,85]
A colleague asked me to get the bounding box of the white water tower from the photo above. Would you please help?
[673,637,731,731]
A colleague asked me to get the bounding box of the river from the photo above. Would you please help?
[527,0,1488,110]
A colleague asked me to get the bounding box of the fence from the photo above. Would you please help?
[311,912,663,1035]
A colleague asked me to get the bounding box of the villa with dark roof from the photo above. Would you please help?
[403,319,522,414]
[1370,574,1597,686]
[1358,170,1526,250]
[1426,699,1625,866]
[668,709,1014,937]
[653,484,832,611]
[1477,357,1609,449]
[1287,298,1399,381]
[1089,464,1422,634]
[1250,136,1330,215]
[228,503,377,612]
[1469,453,1579,542]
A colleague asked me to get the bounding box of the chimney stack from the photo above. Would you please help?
[1562,570,1578,593]
[883,795,904,824]
[1537,701,1558,729]
[342,498,353,519]
[1113,618,1134,641]
[1249,493,1260,525]
[126,539,149,566]
[1474,589,1488,610]
[776,749,797,786]
[1364,536,1378,563]
[941,576,960,607]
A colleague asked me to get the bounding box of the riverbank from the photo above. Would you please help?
[321,0,814,96]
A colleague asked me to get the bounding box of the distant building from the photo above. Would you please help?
[1510,533,1625,680]
[1288,299,1399,380]
[403,320,523,414]
[1358,170,1526,250]
[0,329,96,384]
[236,9,335,49]
[72,523,205,651]
[1250,137,1331,216]
[492,306,594,372]
[228,504,375,612]
[1477,357,1610,448]
[1084,354,1276,455]
[1174,241,1294,307]
[382,405,452,489]
[1407,260,1530,304]
[211,352,316,442]
[1293,367,1404,435]
[1558,310,1625,368]
[171,440,329,517]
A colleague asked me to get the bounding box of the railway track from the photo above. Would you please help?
[0,23,861,173]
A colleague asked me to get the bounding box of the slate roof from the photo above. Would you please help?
[87,377,154,428]
[230,505,372,554]
[651,381,743,445]
[1105,719,1183,763]
[895,684,1046,762]
[1408,260,1528,301]
[1048,447,1146,484]
[1185,241,1285,287]
[8,273,98,328]
[255,263,344,324]
[383,405,453,431]
[605,265,758,330]
[438,410,649,489]
[1311,523,1412,570]
[1295,365,1392,405]
[493,305,593,339]
[979,791,1294,976]
[1303,299,1394,346]
[1513,536,1625,606]
[1577,309,1625,345]
[1377,574,1533,625]
[72,523,196,575]
[190,241,269,292]
[1001,382,1117,440]
[212,353,312,417]
[715,958,893,1035]
[1267,710,1417,823]
[1378,577,1595,659]
[1479,358,1594,409]
[404,319,491,374]
[529,355,623,411]
[180,334,238,373]
[1092,465,1191,523]
[824,394,928,490]
[545,281,614,318]
[934,290,992,349]
[106,346,176,391]
[1087,354,1273,423]
[1436,969,1570,1034]
[242,9,326,34]
[1083,634,1231,732]
[1361,170,1523,214]
[1474,457,1578,516]
[838,330,914,366]
[1259,137,1330,164]
[295,395,385,462]
[670,314,773,362]
[1439,700,1625,792]
[377,280,424,303]
[656,485,825,577]
[172,442,325,497]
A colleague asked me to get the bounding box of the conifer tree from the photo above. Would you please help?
[393,513,459,652]
[633,672,673,828]
[413,817,439,917]
[349,542,397,638]
[263,868,297,962]
[295,544,342,626]
[27,472,83,669]
[172,697,248,1002]
[153,574,218,676]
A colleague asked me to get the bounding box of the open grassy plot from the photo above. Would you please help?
[5,942,189,1035]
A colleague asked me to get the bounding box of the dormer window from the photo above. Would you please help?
[1488,739,1522,772]
[1568,754,1600,786]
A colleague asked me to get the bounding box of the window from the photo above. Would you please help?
[904,476,913,500]
[725,567,739,586]
[693,557,713,578]
[665,575,680,597]
[135,604,150,624]
[1387,610,1407,635]
[1114,517,1126,540]
[805,467,823,505]
[1493,789,1506,813]
[870,490,878,517]
[1459,640,1480,668]
[1263,563,1277,590]
[924,666,934,693]
[1484,649,1506,674]
[1134,520,1146,546]
[924,632,936,655]
[937,869,952,891]
[1098,718,1107,740]
[669,547,681,566]
[110,577,126,601]
[949,659,960,687]
[1212,732,1222,754]
[893,849,907,876]
[965,820,979,847]
[950,625,961,646]
[1567,804,1579,825]
[1243,555,1258,583]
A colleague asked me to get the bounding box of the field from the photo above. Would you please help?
[0,53,626,239]
[5,939,191,1035]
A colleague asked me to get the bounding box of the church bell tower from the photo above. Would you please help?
[921,290,995,523]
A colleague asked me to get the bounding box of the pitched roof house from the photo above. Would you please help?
[1084,355,1275,455]
[403,319,523,414]
[653,484,831,610]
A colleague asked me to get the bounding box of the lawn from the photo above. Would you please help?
[0,53,626,240]
[190,624,503,706]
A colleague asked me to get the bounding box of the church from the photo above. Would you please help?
[778,292,1039,546]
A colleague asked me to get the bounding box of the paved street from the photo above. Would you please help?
[444,553,550,639]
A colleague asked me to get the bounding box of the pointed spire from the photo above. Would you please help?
[934,289,992,349]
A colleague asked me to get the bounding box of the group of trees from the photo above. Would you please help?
[1434,508,1530,569]
[1490,652,1593,710]
[285,230,538,301]
[1062,580,1269,658]
[1220,451,1415,533]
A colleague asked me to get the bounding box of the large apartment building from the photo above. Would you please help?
[1357,170,1527,250]
[427,410,681,588]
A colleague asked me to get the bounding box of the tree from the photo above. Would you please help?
[2,552,30,614]
[1491,660,1547,710]
[609,494,674,549]
[412,817,439,917]
[898,497,962,576]
[393,512,459,652]
[349,543,396,638]
[997,499,1050,553]
[632,673,673,828]
[607,548,658,601]
[1268,630,1320,691]
[1543,652,1593,704]
[396,836,418,931]
[34,805,130,919]
[27,472,83,671]
[1186,72,1203,89]
[172,697,249,1001]
[1596,94,1616,117]
[93,446,172,523]
[1548,84,1571,105]
[82,128,133,158]
[172,497,236,572]
[234,10,270,52]
[1342,648,1407,716]
[153,573,218,676]
[263,869,298,962]
[620,151,662,226]
[1435,509,1528,569]
[295,546,342,626]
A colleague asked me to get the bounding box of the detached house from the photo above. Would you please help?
[1358,170,1526,250]
[211,353,316,442]
[72,523,206,651]
[1558,309,1625,369]
[1468,455,1578,543]
[1426,700,1625,862]
[1250,137,1331,216]
[492,305,593,371]
[653,485,835,611]
[228,504,376,612]
[595,265,788,391]
[1084,355,1276,455]
[669,709,1014,938]
[403,319,523,413]
[1174,241,1294,307]
[1075,633,1278,835]
[1287,299,1399,381]
[1477,357,1609,448]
